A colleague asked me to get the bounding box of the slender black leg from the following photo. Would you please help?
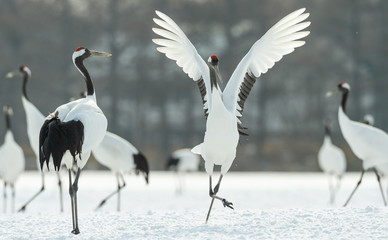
[11,184,15,213]
[373,168,387,206]
[68,170,76,232]
[343,170,365,207]
[3,182,7,214]
[206,176,215,224]
[95,172,126,211]
[57,171,64,212]
[205,174,233,224]
[18,172,45,212]
[70,168,81,235]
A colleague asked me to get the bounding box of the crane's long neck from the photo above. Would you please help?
[341,90,349,113]
[5,112,11,130]
[22,73,29,100]
[75,58,94,96]
[209,66,218,93]
[324,124,330,136]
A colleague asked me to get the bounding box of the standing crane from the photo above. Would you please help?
[92,131,149,211]
[326,82,388,206]
[153,9,310,222]
[39,47,110,234]
[166,148,201,194]
[0,105,25,213]
[6,65,64,212]
[317,118,346,204]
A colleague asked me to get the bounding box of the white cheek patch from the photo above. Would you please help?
[72,49,86,65]
[342,82,351,91]
[23,66,32,78]
[207,56,212,63]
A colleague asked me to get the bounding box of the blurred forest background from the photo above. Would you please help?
[0,0,387,172]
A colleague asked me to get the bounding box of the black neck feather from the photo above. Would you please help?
[75,57,94,96]
[341,90,349,113]
[5,113,11,130]
[324,125,330,136]
[22,72,29,100]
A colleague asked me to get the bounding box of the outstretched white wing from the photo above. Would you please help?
[152,10,211,117]
[223,8,310,125]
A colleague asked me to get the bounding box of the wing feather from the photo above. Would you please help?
[153,10,211,117]
[223,8,310,126]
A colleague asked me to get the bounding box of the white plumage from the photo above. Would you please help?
[0,132,25,182]
[318,121,346,177]
[0,105,25,213]
[153,9,310,222]
[339,107,388,170]
[93,132,141,172]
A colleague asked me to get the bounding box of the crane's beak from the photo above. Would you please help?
[5,70,22,78]
[214,65,223,84]
[89,50,112,57]
[325,88,339,98]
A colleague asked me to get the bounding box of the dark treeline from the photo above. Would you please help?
[0,0,387,171]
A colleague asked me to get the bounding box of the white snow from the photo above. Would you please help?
[1,171,388,239]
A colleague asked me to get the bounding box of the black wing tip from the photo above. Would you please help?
[39,118,84,173]
[134,152,150,184]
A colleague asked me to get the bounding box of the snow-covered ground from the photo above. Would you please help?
[1,171,388,239]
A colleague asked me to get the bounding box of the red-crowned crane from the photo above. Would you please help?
[166,148,201,194]
[317,118,346,204]
[6,65,64,212]
[326,82,388,206]
[0,105,25,213]
[39,47,110,234]
[153,9,310,222]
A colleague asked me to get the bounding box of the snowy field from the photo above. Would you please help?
[1,171,388,239]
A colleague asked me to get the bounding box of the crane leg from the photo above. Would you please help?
[69,168,81,235]
[117,173,125,211]
[95,173,126,211]
[18,172,45,212]
[3,182,7,214]
[205,174,233,224]
[328,174,335,205]
[57,171,64,212]
[373,168,387,206]
[11,183,15,213]
[343,170,365,207]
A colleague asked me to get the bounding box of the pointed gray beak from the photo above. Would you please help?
[5,70,22,78]
[89,50,112,57]
[214,65,223,84]
[325,88,339,98]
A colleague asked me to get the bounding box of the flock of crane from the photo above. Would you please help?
[0,7,386,235]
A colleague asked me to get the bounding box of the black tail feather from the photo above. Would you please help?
[166,156,179,171]
[134,152,149,184]
[39,115,84,171]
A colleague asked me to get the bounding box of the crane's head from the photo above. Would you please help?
[72,47,112,65]
[3,104,13,116]
[326,81,351,97]
[207,55,223,83]
[6,64,31,79]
